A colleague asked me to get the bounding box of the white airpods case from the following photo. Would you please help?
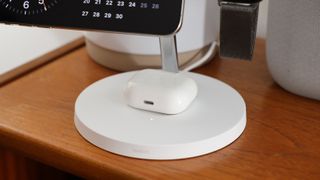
[124,69,198,115]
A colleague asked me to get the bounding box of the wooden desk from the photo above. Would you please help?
[0,40,319,179]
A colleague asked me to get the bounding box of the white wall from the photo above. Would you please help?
[257,0,269,38]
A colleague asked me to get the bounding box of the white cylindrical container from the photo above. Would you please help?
[85,0,220,71]
[267,0,320,100]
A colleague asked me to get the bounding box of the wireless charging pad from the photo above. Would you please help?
[74,71,246,160]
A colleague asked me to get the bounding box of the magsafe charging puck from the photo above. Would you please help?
[74,71,246,160]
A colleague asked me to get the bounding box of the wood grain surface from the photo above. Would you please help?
[0,39,319,179]
[0,37,84,86]
[0,147,78,180]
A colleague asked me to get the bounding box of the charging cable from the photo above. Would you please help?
[181,41,217,72]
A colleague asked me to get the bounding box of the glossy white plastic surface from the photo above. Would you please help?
[124,69,198,114]
[74,71,246,160]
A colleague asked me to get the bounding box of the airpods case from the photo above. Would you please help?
[124,69,198,114]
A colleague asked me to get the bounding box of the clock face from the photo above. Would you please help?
[0,0,59,15]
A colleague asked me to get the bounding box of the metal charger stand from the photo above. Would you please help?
[74,35,247,160]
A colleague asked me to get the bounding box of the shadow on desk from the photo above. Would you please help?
[0,147,80,180]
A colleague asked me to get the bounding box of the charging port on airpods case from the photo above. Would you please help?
[124,69,198,115]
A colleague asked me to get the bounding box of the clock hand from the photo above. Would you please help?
[43,0,47,11]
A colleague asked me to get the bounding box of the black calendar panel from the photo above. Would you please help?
[0,0,184,35]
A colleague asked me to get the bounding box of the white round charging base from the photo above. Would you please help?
[75,71,246,160]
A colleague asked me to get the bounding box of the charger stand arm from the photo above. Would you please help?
[159,35,179,73]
